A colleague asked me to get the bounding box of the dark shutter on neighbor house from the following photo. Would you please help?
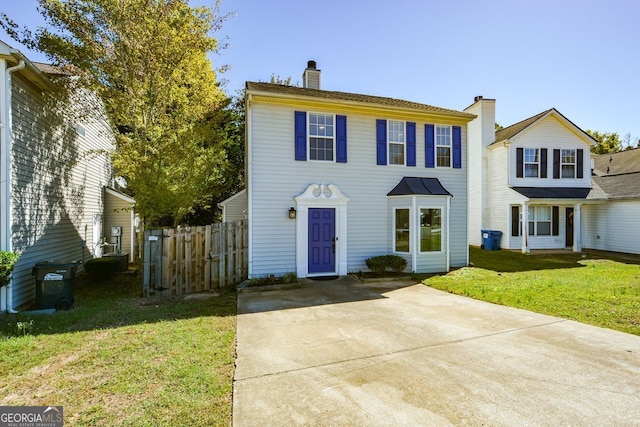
[553,149,560,179]
[511,205,520,237]
[516,148,524,178]
[294,111,307,161]
[552,206,559,236]
[336,115,347,163]
[452,126,462,169]
[540,148,548,178]
[376,119,387,165]
[425,124,435,168]
[406,122,416,166]
[576,149,583,178]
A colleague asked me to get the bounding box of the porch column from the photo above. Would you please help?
[521,201,529,254]
[573,203,582,252]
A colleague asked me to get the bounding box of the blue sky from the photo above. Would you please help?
[3,0,639,142]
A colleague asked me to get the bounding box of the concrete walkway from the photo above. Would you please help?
[233,277,640,426]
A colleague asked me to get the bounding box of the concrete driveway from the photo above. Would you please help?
[233,277,640,426]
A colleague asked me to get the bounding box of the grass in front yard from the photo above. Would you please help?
[0,272,236,426]
[425,247,640,335]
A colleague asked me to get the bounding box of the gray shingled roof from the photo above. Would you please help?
[246,82,475,119]
[511,186,592,199]
[593,147,640,176]
[591,148,640,199]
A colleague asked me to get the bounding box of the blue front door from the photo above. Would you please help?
[308,208,336,274]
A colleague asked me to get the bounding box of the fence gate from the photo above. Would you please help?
[143,220,248,297]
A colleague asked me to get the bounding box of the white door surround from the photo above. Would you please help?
[294,183,349,277]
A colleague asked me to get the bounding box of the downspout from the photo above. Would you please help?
[3,59,25,313]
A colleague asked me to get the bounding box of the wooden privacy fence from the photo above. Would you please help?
[143,220,248,297]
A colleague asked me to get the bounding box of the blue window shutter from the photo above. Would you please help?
[425,124,435,168]
[406,122,416,166]
[336,115,347,163]
[376,119,387,165]
[294,111,307,161]
[452,126,462,169]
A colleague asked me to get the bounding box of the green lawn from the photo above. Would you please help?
[0,273,236,426]
[425,247,640,336]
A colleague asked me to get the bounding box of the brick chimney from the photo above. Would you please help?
[302,60,321,89]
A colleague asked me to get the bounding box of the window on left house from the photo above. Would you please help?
[436,125,451,167]
[388,120,405,165]
[309,113,334,161]
[395,208,410,253]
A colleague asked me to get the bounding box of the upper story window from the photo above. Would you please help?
[436,125,451,167]
[524,148,539,177]
[561,149,576,178]
[388,120,405,165]
[309,113,334,161]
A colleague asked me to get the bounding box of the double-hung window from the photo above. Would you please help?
[309,113,334,161]
[561,149,576,178]
[388,120,405,165]
[528,206,552,236]
[524,148,539,177]
[436,125,451,167]
[394,208,410,253]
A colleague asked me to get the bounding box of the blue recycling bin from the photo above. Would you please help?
[481,230,502,250]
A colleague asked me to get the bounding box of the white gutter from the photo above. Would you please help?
[2,59,25,313]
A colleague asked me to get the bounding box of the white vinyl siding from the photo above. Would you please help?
[220,189,247,222]
[247,102,469,277]
[9,73,114,308]
[583,201,640,255]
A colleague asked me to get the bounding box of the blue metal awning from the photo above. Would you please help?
[387,177,452,197]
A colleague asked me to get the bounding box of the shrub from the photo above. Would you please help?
[365,256,389,275]
[365,254,408,275]
[282,272,297,284]
[0,251,19,287]
[84,257,121,279]
[387,255,408,273]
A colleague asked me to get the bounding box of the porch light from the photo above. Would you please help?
[288,207,297,219]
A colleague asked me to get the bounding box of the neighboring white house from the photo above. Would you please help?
[218,189,247,222]
[582,148,640,254]
[0,40,116,311]
[103,187,137,262]
[244,61,475,278]
[466,97,599,252]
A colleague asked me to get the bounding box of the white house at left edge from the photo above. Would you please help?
[0,40,130,312]
[243,61,475,278]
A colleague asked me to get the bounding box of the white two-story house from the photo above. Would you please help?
[466,97,598,252]
[244,62,475,277]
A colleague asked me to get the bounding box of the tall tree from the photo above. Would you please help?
[2,0,230,226]
[586,130,622,154]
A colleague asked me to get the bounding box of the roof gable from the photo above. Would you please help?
[493,108,596,147]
